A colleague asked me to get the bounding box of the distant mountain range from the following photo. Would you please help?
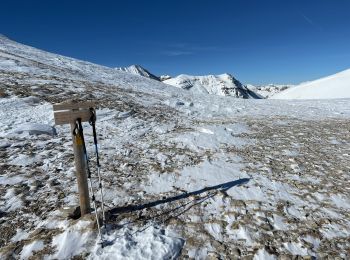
[163,74,260,99]
[115,65,262,98]
[117,63,350,99]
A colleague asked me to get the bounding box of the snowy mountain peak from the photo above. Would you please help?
[164,73,260,99]
[216,73,233,79]
[115,64,160,81]
[160,75,172,81]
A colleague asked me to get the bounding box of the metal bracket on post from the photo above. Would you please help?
[53,101,95,217]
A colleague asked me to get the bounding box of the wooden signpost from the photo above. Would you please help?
[53,101,95,216]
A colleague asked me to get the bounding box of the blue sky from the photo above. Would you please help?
[1,0,350,84]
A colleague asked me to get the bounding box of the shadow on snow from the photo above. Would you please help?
[108,178,251,218]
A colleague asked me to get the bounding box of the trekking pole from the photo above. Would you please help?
[89,108,107,230]
[75,118,103,245]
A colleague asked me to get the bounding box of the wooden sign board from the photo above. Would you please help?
[53,102,95,125]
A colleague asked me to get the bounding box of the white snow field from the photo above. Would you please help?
[272,68,350,99]
[1,35,350,259]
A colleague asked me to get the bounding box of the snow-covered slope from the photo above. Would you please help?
[164,73,260,98]
[0,36,179,103]
[115,65,160,81]
[272,69,350,99]
[247,84,294,98]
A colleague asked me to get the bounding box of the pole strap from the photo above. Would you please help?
[89,108,100,167]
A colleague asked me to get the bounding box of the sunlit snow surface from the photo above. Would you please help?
[1,36,350,259]
[272,68,350,99]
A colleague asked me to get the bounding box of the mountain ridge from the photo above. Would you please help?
[164,73,261,99]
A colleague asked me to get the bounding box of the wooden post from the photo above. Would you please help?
[53,102,95,217]
[70,119,91,216]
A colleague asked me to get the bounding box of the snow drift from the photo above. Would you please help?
[272,69,350,99]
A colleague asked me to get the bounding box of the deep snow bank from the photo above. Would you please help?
[272,69,350,99]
